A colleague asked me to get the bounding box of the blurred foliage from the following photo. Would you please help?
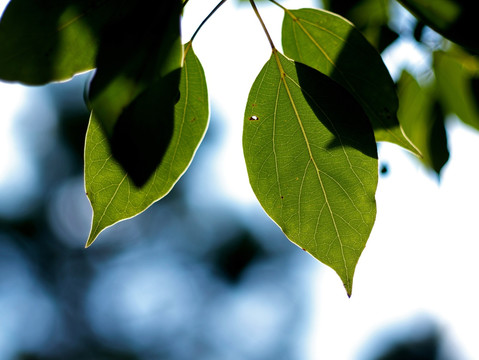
[0,75,309,359]
[397,0,479,54]
[0,0,477,356]
[371,322,450,360]
[323,0,399,52]
[397,71,449,176]
[323,0,479,176]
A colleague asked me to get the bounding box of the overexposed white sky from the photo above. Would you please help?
[2,0,479,359]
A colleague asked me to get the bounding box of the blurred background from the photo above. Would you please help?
[1,0,479,359]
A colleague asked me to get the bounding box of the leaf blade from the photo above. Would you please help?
[88,1,183,185]
[85,43,209,246]
[243,52,378,295]
[281,8,420,155]
[433,49,479,131]
[397,71,449,175]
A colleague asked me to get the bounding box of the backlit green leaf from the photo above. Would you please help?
[281,8,420,156]
[85,43,209,247]
[0,0,114,84]
[433,49,479,131]
[243,51,378,296]
[397,71,449,175]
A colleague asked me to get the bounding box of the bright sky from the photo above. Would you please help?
[1,0,479,359]
[0,84,23,183]
[0,0,26,184]
[181,1,479,359]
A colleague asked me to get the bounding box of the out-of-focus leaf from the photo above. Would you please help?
[323,0,397,52]
[243,51,378,296]
[434,49,479,131]
[211,232,264,284]
[376,24,399,53]
[413,21,427,43]
[85,43,209,247]
[397,71,449,175]
[88,1,183,186]
[0,0,114,84]
[322,0,361,16]
[281,8,420,156]
[398,0,479,53]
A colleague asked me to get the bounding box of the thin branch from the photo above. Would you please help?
[249,0,276,50]
[268,0,286,11]
[190,0,229,43]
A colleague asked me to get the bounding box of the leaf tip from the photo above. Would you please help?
[85,231,98,248]
[345,281,353,298]
[340,269,354,297]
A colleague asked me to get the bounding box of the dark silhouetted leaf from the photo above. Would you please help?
[375,24,399,53]
[413,21,427,43]
[211,232,264,284]
[0,0,116,84]
[398,0,479,53]
[243,51,377,296]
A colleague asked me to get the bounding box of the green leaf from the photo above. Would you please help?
[281,8,420,156]
[85,43,209,247]
[324,0,398,52]
[108,70,181,187]
[88,1,183,185]
[243,51,378,296]
[397,71,449,175]
[397,0,479,54]
[0,0,113,84]
[433,49,479,131]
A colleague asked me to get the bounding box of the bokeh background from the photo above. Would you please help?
[1,0,479,359]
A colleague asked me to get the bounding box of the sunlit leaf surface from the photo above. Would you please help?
[434,50,479,131]
[397,71,449,175]
[243,51,377,296]
[281,8,419,155]
[85,44,209,247]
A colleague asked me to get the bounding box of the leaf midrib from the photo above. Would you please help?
[272,51,350,286]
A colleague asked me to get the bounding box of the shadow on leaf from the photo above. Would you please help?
[295,61,378,160]
[111,69,181,187]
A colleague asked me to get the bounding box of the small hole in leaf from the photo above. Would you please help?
[249,115,259,121]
